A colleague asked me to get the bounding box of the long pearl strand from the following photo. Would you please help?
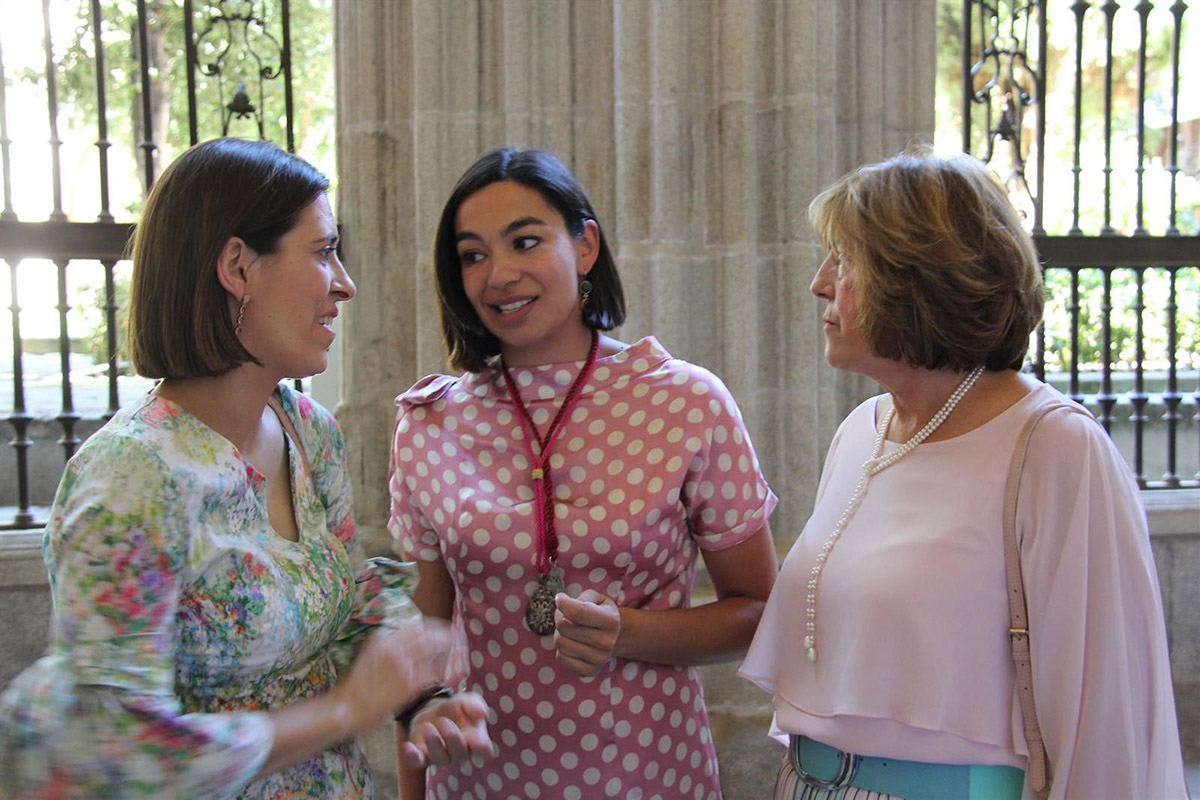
[804,365,985,663]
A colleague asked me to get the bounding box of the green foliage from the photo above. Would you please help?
[1042,267,1200,372]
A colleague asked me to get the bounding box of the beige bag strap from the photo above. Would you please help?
[1004,401,1089,796]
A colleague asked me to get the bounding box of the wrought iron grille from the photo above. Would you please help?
[0,0,317,531]
[962,0,1199,489]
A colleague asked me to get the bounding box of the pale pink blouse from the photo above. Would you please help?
[740,382,1187,799]
[391,337,777,800]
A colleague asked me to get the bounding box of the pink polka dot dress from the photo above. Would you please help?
[389,337,777,800]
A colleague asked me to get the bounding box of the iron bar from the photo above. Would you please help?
[103,260,120,417]
[1134,2,1151,235]
[55,260,80,461]
[1166,1,1186,235]
[1035,264,1047,380]
[1033,0,1047,235]
[1132,267,1147,485]
[1070,270,1082,401]
[1100,1,1118,235]
[1099,268,1115,431]
[41,0,66,223]
[282,0,294,152]
[1034,234,1200,267]
[0,220,134,261]
[963,0,973,156]
[1162,268,1181,485]
[0,36,16,222]
[184,0,199,146]
[1070,1,1089,235]
[135,0,157,190]
[91,0,114,224]
[6,260,34,528]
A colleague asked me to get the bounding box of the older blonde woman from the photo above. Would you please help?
[740,151,1186,799]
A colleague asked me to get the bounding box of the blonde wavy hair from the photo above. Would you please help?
[809,150,1044,371]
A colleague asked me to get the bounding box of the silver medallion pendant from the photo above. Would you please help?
[525,570,564,635]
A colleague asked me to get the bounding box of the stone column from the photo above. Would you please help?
[336,0,935,552]
[334,0,935,794]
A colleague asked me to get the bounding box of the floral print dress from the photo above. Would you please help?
[0,386,416,799]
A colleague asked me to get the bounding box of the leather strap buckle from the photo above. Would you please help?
[789,735,862,790]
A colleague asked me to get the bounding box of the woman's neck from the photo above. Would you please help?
[878,366,1032,444]
[880,367,973,443]
[154,366,279,451]
[501,326,597,368]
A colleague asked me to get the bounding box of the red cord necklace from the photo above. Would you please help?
[500,332,601,635]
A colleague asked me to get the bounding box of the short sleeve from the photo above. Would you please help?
[388,406,443,562]
[677,366,778,550]
[0,433,272,798]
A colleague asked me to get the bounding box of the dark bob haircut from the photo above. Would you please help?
[128,137,329,379]
[809,150,1044,372]
[434,147,626,373]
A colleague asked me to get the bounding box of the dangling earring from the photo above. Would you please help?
[235,295,250,336]
[578,280,592,312]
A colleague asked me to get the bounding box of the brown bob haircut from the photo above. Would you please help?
[434,147,626,373]
[128,138,329,379]
[809,149,1044,372]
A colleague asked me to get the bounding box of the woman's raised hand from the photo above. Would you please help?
[553,590,621,677]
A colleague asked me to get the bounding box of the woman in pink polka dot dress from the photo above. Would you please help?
[388,148,779,800]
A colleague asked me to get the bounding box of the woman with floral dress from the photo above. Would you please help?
[0,138,493,799]
[389,147,780,800]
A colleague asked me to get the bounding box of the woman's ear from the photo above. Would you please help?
[576,219,600,277]
[215,236,256,297]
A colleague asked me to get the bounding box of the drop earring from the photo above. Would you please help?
[578,280,592,311]
[235,295,250,336]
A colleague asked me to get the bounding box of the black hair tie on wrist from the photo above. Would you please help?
[394,685,454,734]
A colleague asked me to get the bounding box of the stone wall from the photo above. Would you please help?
[332,0,937,556]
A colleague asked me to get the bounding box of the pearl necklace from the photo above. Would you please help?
[804,365,985,663]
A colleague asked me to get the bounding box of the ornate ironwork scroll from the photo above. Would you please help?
[962,0,1046,232]
[189,0,293,144]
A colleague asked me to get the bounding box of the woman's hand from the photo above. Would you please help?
[553,591,621,676]
[335,621,451,733]
[399,692,495,769]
